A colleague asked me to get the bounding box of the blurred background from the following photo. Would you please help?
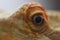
[0,0,60,18]
[0,0,60,13]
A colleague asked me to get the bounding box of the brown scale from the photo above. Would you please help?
[0,2,60,40]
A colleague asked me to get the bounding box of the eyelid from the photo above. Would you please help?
[30,11,43,17]
[32,10,43,14]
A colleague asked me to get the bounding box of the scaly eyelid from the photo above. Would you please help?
[30,10,44,17]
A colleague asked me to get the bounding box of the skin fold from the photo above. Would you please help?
[0,2,60,40]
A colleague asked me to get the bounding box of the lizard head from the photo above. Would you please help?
[10,2,50,36]
[19,2,49,34]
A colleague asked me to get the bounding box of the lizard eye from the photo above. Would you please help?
[31,13,44,25]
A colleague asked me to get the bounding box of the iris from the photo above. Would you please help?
[31,14,44,25]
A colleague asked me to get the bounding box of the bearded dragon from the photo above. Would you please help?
[0,2,60,40]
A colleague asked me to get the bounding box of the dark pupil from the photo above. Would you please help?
[32,15,44,25]
[35,16,42,24]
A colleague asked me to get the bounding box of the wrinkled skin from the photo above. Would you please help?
[0,2,60,40]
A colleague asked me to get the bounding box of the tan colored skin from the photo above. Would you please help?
[0,2,60,40]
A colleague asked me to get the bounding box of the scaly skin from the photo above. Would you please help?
[0,2,60,40]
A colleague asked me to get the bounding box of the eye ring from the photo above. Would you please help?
[31,14,44,25]
[34,15,43,24]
